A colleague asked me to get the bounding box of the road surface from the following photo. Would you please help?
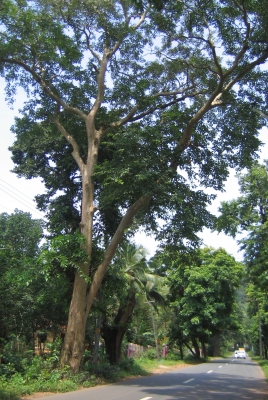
[31,356,268,400]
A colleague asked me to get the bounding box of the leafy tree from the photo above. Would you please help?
[246,284,268,358]
[0,210,42,343]
[168,248,243,358]
[216,162,268,289]
[0,210,72,352]
[1,0,268,370]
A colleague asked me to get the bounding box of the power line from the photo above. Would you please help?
[0,203,14,213]
[0,178,37,202]
[0,183,37,210]
[0,186,44,218]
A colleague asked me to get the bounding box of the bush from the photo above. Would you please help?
[84,361,119,382]
[118,357,135,372]
[140,348,158,360]
[0,388,20,400]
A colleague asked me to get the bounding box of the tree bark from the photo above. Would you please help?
[213,332,221,356]
[191,337,201,359]
[92,315,102,364]
[102,293,136,364]
[179,342,184,360]
[201,341,207,359]
[60,272,89,371]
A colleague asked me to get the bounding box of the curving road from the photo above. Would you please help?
[32,356,268,400]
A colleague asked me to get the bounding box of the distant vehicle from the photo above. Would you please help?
[234,350,246,359]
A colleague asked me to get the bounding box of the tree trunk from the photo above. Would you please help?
[60,272,89,371]
[92,315,102,364]
[192,337,201,359]
[179,342,184,360]
[201,341,207,359]
[264,345,267,360]
[60,190,151,371]
[213,332,221,357]
[102,293,136,364]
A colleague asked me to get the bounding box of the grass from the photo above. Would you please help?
[250,355,268,381]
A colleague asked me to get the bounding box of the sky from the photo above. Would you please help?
[1,77,267,261]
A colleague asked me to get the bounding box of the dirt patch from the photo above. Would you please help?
[21,394,55,400]
[150,362,191,374]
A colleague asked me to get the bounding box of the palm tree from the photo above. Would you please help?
[100,243,165,364]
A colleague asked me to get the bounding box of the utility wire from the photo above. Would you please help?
[0,178,37,201]
[0,186,44,218]
[0,203,14,213]
[0,183,37,210]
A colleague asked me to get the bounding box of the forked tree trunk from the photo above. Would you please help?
[60,190,151,371]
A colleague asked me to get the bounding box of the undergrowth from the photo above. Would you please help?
[0,341,192,400]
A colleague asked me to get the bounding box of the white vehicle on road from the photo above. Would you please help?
[235,350,246,359]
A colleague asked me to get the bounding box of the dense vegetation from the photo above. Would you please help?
[1,0,268,397]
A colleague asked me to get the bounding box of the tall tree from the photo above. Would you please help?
[216,162,268,289]
[1,0,268,370]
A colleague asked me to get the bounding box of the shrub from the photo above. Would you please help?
[0,388,20,400]
[140,348,158,360]
[118,357,135,372]
[84,362,118,382]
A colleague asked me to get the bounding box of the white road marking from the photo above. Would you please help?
[218,366,222,368]
[207,370,213,373]
[183,378,195,384]
[140,398,152,400]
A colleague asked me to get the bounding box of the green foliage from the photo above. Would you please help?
[168,247,243,352]
[140,348,158,360]
[0,211,44,341]
[1,0,267,244]
[217,162,268,290]
[84,361,119,382]
[0,388,20,400]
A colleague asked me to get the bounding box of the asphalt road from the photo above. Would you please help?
[33,356,268,400]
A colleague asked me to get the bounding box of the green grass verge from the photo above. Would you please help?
[251,356,268,381]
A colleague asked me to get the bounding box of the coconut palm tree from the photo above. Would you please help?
[99,243,165,364]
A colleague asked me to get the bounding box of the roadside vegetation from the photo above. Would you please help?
[250,356,268,382]
[0,347,198,400]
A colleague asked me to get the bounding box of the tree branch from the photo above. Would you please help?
[1,57,88,120]
[50,115,85,172]
[86,193,153,313]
